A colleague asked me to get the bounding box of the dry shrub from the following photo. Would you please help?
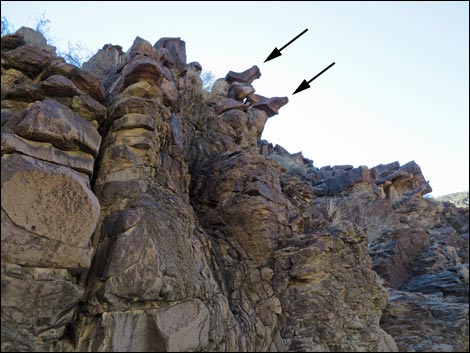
[268,154,309,178]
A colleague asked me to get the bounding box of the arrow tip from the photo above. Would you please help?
[293,80,310,95]
[264,47,282,63]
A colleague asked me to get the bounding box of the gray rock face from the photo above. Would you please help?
[2,29,468,353]
[82,44,125,79]
[265,132,468,353]
[15,26,57,55]
[1,152,99,351]
[154,300,210,352]
[271,227,396,352]
[382,289,469,352]
[400,265,469,297]
[1,264,84,352]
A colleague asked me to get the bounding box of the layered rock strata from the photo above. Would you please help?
[1,28,468,352]
[265,144,469,352]
[1,29,103,352]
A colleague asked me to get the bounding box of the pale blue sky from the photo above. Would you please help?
[2,1,469,196]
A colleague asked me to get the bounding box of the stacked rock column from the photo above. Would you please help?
[76,37,241,352]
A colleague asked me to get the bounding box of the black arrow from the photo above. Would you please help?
[264,29,308,63]
[293,62,335,95]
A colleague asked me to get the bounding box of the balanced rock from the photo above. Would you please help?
[225,65,261,84]
[252,96,289,117]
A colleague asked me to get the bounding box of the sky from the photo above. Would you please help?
[2,1,469,196]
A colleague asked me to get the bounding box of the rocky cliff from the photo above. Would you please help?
[1,28,468,352]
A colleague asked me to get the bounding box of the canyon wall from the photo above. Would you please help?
[1,28,468,352]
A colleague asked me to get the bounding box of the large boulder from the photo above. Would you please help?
[82,44,125,79]
[154,37,186,72]
[1,153,100,263]
[1,153,100,351]
[2,45,52,77]
[15,26,57,55]
[225,65,261,84]
[15,98,101,155]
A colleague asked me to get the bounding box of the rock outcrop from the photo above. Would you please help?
[264,144,469,352]
[1,28,103,352]
[1,28,468,352]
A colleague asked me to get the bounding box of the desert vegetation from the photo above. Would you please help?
[434,191,469,208]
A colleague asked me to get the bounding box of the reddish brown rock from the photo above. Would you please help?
[192,152,291,264]
[2,30,467,353]
[95,180,148,207]
[371,161,401,178]
[40,74,85,97]
[372,160,432,204]
[72,94,107,124]
[127,36,159,60]
[101,208,143,239]
[82,44,125,79]
[111,113,155,132]
[228,82,255,101]
[154,37,186,68]
[1,34,25,51]
[247,107,268,140]
[1,133,95,176]
[120,55,165,90]
[246,93,268,104]
[3,82,44,101]
[188,61,202,73]
[252,96,289,117]
[371,228,431,288]
[2,45,52,77]
[272,224,395,352]
[1,265,85,351]
[109,96,158,120]
[15,99,101,155]
[161,78,179,106]
[225,65,261,84]
[211,97,250,115]
[208,109,253,148]
[157,47,173,68]
[1,153,99,262]
[49,62,106,102]
[281,174,315,206]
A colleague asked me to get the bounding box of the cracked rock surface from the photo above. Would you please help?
[1,28,468,352]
